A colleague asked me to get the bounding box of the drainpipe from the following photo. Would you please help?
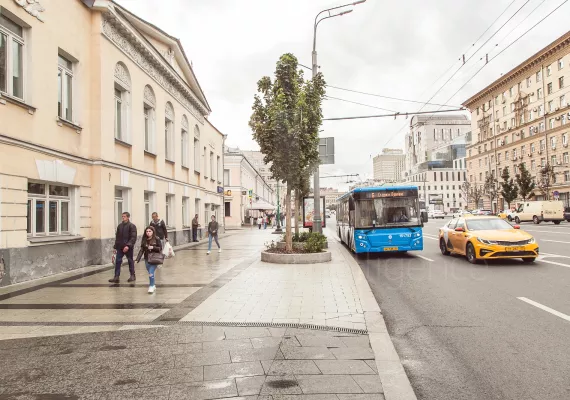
[221,134,227,233]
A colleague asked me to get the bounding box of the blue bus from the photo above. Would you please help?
[336,186,423,253]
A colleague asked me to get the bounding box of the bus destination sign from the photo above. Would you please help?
[356,190,417,200]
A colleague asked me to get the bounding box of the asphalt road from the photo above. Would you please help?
[326,216,570,400]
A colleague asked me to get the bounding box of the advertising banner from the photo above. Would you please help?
[302,196,326,228]
[429,193,443,205]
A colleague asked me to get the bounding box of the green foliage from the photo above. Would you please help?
[500,167,518,208]
[537,163,557,200]
[516,163,536,201]
[304,233,327,253]
[283,231,312,242]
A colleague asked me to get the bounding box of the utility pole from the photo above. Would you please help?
[273,181,282,234]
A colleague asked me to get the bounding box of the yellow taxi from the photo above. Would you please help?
[438,216,538,264]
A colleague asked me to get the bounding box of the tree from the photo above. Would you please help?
[537,163,557,200]
[249,53,326,250]
[500,167,518,209]
[460,181,472,207]
[483,174,499,212]
[516,162,536,201]
[470,182,485,209]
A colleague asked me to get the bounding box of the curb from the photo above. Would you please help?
[333,237,418,400]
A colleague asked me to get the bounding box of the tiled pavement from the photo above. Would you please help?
[0,225,415,400]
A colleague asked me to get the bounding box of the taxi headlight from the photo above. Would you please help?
[527,237,535,244]
[477,237,497,245]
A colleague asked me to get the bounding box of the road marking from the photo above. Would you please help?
[537,258,570,268]
[539,239,570,244]
[519,229,570,235]
[423,236,438,241]
[415,255,434,262]
[517,297,570,322]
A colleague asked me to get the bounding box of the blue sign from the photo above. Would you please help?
[217,186,223,194]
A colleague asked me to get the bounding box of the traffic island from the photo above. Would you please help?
[261,249,332,264]
[276,241,328,250]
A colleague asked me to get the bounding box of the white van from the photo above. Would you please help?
[512,200,565,224]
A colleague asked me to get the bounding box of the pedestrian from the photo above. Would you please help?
[135,226,163,294]
[192,214,200,242]
[263,214,267,229]
[207,215,221,254]
[258,215,262,230]
[149,212,168,246]
[109,212,137,283]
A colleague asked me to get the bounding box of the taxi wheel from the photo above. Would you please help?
[522,258,536,263]
[440,239,450,255]
[466,243,478,264]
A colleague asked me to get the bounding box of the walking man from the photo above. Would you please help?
[207,215,221,254]
[109,212,137,283]
[192,214,200,242]
[258,215,262,230]
[149,212,168,246]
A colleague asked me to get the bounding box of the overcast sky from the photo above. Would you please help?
[117,0,569,191]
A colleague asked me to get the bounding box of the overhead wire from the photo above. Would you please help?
[324,95,398,113]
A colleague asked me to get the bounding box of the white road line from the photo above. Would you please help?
[519,229,570,234]
[517,297,570,322]
[539,239,570,244]
[415,255,434,262]
[423,236,438,241]
[537,259,570,268]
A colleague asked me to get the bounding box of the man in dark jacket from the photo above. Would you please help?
[109,212,137,283]
[149,212,168,245]
[206,215,220,255]
[192,214,200,242]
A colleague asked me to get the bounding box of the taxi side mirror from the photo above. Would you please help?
[454,227,464,232]
[513,225,520,229]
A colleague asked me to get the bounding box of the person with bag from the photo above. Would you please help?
[149,212,168,246]
[109,212,137,283]
[136,226,163,294]
[207,215,221,255]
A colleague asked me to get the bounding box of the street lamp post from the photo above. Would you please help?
[273,181,283,234]
[311,0,366,234]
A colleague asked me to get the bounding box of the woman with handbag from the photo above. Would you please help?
[136,226,164,293]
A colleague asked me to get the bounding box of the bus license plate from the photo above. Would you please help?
[384,247,398,251]
[505,246,524,252]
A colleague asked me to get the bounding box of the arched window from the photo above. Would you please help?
[114,62,131,142]
[181,115,189,167]
[143,85,156,153]
[165,102,175,161]
[193,125,200,172]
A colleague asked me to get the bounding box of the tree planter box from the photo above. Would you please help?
[276,241,328,250]
[261,250,331,264]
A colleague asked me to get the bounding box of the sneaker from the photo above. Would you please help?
[108,276,119,283]
[207,251,211,255]
[127,275,136,283]
[218,248,222,253]
[148,285,156,294]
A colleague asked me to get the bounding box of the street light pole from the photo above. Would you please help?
[312,0,365,234]
[273,181,282,233]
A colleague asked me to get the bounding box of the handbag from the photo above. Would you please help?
[147,251,165,265]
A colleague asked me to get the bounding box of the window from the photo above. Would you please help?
[538,104,544,117]
[495,96,499,105]
[0,14,24,99]
[550,118,555,130]
[559,76,564,89]
[225,201,231,217]
[547,65,552,76]
[559,58,564,70]
[551,136,557,148]
[194,139,200,172]
[527,77,531,87]
[539,122,545,132]
[223,169,230,186]
[497,153,502,162]
[479,159,482,167]
[114,187,130,227]
[144,191,153,225]
[511,117,515,128]
[143,85,156,153]
[565,171,570,182]
[536,71,542,83]
[548,101,554,112]
[509,87,513,97]
[547,82,553,95]
[551,155,557,165]
[564,134,568,146]
[165,102,174,161]
[537,88,543,99]
[564,152,569,164]
[505,151,509,160]
[510,103,515,112]
[114,63,131,142]
[541,158,546,167]
[531,160,536,170]
[182,197,190,227]
[561,95,566,107]
[181,128,189,167]
[27,183,71,237]
[521,145,526,155]
[540,139,545,151]
[165,194,174,227]
[531,142,535,153]
[203,147,208,178]
[502,106,506,116]
[57,53,73,121]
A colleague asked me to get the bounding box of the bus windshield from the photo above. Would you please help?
[357,197,420,228]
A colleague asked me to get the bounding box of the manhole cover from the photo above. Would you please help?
[267,379,298,389]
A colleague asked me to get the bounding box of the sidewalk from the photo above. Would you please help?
[0,227,416,400]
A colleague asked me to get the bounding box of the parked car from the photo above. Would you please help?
[511,200,564,224]
[452,210,472,219]
[498,209,515,221]
[471,209,493,216]
[429,210,446,219]
[564,207,570,222]
[439,216,538,264]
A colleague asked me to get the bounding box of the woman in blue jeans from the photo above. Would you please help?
[136,226,163,293]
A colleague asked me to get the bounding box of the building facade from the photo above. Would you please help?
[0,0,224,285]
[223,148,275,228]
[320,187,344,209]
[372,149,405,182]
[463,31,570,210]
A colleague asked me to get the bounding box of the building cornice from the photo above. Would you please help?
[462,31,570,108]
[101,11,207,124]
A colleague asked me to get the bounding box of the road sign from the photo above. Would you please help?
[224,190,232,196]
[319,137,335,164]
[553,190,560,200]
[248,189,253,198]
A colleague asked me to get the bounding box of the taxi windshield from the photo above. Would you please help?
[466,218,513,231]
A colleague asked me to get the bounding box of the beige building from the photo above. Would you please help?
[463,31,570,210]
[0,0,225,285]
[373,149,405,182]
[320,187,344,209]
[223,148,275,228]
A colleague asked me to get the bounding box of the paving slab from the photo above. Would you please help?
[204,361,265,380]
[295,374,363,394]
[315,360,376,375]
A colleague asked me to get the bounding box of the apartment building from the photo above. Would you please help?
[463,31,570,209]
[372,149,405,182]
[0,0,224,285]
[223,148,275,228]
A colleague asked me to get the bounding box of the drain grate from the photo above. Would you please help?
[0,320,368,335]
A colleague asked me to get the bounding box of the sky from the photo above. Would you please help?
[116,0,570,191]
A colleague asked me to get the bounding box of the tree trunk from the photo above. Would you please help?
[285,184,293,251]
[294,189,300,236]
